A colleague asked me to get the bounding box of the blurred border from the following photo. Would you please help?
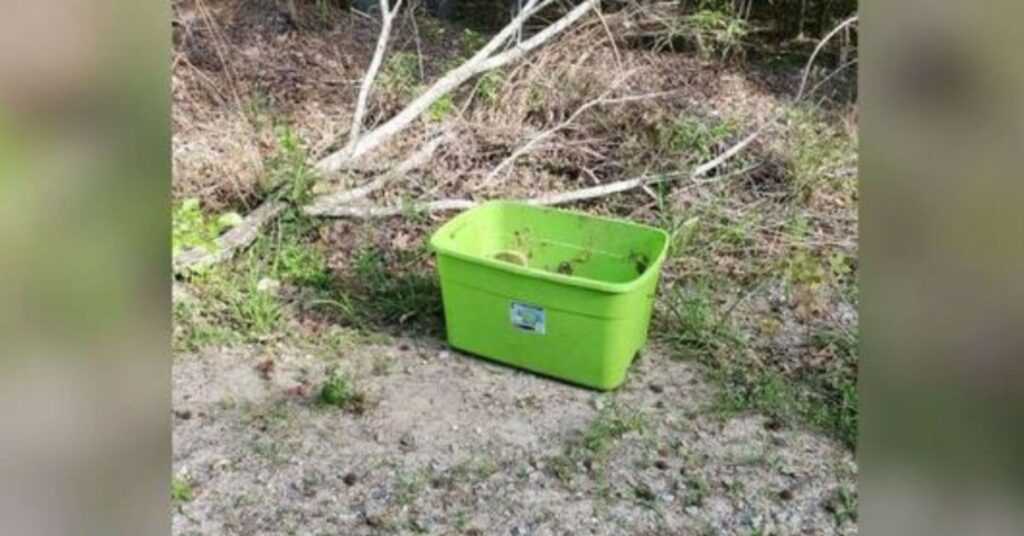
[860,0,1024,534]
[0,1,170,534]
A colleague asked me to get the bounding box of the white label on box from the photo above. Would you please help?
[510,302,545,334]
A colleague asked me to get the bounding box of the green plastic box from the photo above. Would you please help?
[429,201,669,390]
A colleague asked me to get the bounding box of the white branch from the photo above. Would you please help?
[325,129,762,219]
[796,15,858,102]
[347,0,403,150]
[314,0,598,175]
[304,129,454,216]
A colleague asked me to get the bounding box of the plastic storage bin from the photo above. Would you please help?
[429,201,669,390]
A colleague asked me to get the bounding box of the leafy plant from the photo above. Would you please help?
[474,70,504,105]
[379,52,421,98]
[319,367,367,413]
[273,239,331,289]
[426,94,455,121]
[172,198,242,256]
[266,125,317,205]
[657,114,737,163]
[685,9,749,60]
[171,476,194,503]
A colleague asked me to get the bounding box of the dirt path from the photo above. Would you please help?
[173,336,857,535]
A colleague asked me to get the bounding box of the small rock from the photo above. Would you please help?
[343,472,358,486]
[779,488,794,501]
[654,459,669,471]
[771,435,787,447]
[399,432,416,449]
[256,277,280,294]
[649,383,664,394]
[174,409,193,420]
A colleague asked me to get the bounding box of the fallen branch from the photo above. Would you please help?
[314,0,600,174]
[173,199,287,274]
[304,129,454,216]
[173,0,601,273]
[324,129,762,218]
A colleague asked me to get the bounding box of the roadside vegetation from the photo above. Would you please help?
[173,0,858,456]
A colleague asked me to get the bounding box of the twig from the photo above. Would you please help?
[480,85,677,189]
[804,58,858,102]
[409,3,425,81]
[796,15,858,102]
[594,4,623,71]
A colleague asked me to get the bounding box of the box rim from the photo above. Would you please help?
[429,200,670,294]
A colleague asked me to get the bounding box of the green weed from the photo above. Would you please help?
[426,94,455,122]
[182,259,283,343]
[713,358,859,449]
[461,28,487,56]
[346,246,443,331]
[582,401,647,456]
[266,125,317,204]
[173,299,238,351]
[319,367,368,413]
[684,9,749,60]
[172,198,242,256]
[380,52,421,98]
[826,486,859,526]
[272,238,331,289]
[661,278,741,357]
[171,476,194,503]
[783,107,857,198]
[657,114,738,163]
[547,400,645,486]
[395,470,426,506]
[683,475,710,507]
[474,70,504,105]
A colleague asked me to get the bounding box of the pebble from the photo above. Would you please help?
[649,383,664,394]
[343,472,358,486]
[654,459,669,471]
[174,409,193,420]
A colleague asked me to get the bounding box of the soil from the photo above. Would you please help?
[173,337,857,535]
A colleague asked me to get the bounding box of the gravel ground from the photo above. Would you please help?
[172,335,857,535]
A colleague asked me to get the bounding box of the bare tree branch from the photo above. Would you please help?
[323,129,762,219]
[304,129,454,216]
[796,15,858,102]
[314,0,599,175]
[347,0,403,150]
